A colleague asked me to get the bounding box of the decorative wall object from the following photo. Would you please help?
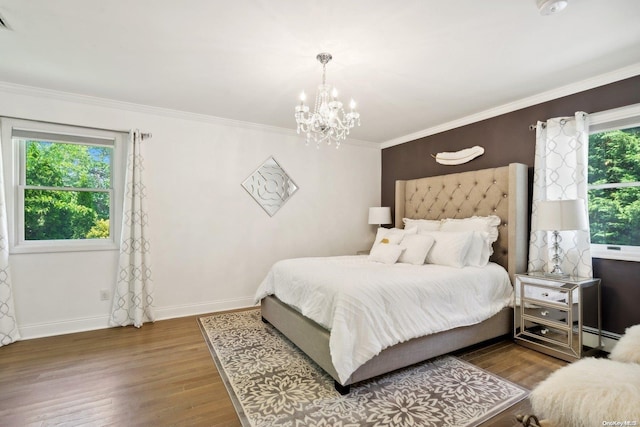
[432,145,485,165]
[242,156,298,217]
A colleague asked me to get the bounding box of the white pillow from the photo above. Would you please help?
[403,218,441,232]
[440,215,501,255]
[420,231,473,268]
[465,231,492,267]
[370,227,417,252]
[398,234,435,265]
[609,324,640,364]
[368,244,404,264]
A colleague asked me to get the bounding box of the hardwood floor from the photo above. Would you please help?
[0,311,567,427]
[454,339,567,426]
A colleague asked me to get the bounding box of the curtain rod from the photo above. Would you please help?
[132,130,153,140]
[529,112,587,131]
[1,114,152,140]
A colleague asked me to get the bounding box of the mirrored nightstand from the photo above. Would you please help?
[514,272,602,362]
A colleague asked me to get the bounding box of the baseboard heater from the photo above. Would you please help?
[583,327,621,353]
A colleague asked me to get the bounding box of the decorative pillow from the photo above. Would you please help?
[403,218,441,232]
[368,244,404,264]
[419,231,473,268]
[440,215,501,255]
[398,234,435,265]
[609,324,640,364]
[465,231,492,267]
[370,227,417,252]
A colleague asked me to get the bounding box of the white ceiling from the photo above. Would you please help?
[0,0,639,145]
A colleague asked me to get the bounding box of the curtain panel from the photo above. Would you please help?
[0,142,19,346]
[528,112,593,278]
[110,130,154,328]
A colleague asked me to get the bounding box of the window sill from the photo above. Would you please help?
[591,248,640,262]
[10,240,119,255]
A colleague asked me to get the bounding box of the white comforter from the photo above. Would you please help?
[254,255,513,383]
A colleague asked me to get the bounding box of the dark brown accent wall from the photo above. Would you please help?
[382,75,640,335]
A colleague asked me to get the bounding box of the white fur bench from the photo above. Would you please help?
[529,325,640,426]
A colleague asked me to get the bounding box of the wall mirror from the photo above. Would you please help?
[242,156,298,217]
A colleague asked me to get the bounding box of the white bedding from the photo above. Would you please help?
[254,255,513,383]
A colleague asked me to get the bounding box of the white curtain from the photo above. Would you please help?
[0,143,19,346]
[528,112,593,278]
[110,130,154,328]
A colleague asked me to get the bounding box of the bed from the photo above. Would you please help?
[257,163,528,393]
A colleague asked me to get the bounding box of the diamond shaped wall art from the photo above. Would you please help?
[242,156,298,217]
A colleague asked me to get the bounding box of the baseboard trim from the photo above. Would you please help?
[17,296,257,340]
[154,297,256,321]
[17,302,623,352]
[18,315,110,340]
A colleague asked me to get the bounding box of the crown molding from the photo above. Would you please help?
[381,63,640,149]
[0,81,378,149]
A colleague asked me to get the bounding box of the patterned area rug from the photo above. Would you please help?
[199,310,528,427]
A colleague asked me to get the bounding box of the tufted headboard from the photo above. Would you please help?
[395,163,528,284]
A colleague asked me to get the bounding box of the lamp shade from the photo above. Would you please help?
[368,207,392,225]
[536,199,588,231]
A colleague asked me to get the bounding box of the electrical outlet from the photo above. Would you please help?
[99,289,110,301]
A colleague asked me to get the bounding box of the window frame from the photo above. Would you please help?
[0,118,125,254]
[587,103,640,262]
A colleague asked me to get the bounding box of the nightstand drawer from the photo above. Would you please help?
[523,305,569,326]
[522,318,570,346]
[522,283,568,306]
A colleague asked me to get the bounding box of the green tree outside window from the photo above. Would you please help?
[24,140,112,240]
[588,126,640,247]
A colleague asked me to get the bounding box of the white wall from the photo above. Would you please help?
[0,84,381,339]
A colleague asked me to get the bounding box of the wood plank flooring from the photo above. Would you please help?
[0,310,567,427]
[454,338,567,426]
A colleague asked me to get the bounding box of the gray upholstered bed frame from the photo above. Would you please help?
[261,163,528,393]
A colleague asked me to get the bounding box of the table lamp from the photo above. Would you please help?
[535,199,588,277]
[368,207,392,228]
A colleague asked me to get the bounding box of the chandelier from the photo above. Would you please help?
[295,53,360,148]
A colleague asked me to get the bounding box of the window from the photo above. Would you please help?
[0,118,125,253]
[587,103,640,262]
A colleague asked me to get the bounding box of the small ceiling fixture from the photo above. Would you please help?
[295,53,360,148]
[536,0,568,15]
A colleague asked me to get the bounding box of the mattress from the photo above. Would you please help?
[254,255,513,383]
